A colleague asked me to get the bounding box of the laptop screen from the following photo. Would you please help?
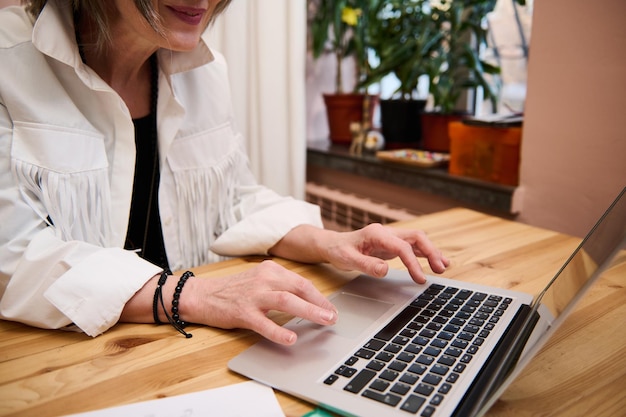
[474,187,626,416]
[533,187,626,319]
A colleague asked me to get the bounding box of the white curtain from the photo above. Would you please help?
[206,1,307,199]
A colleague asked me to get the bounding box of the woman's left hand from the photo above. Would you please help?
[319,223,449,284]
[270,223,450,284]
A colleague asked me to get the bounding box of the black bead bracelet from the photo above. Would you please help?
[153,269,194,338]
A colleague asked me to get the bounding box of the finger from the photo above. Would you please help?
[247,312,299,345]
[268,266,338,313]
[262,290,338,327]
[366,229,430,282]
[394,229,449,274]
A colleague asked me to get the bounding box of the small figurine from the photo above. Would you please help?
[349,121,365,156]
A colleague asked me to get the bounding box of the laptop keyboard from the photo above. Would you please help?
[322,283,512,416]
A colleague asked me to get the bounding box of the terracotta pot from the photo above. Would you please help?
[323,93,378,144]
[420,112,467,152]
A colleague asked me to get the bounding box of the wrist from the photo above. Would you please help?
[153,270,195,338]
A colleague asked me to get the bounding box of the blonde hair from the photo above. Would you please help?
[23,0,232,47]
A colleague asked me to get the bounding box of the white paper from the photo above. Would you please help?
[64,381,286,417]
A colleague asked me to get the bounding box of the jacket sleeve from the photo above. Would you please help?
[0,101,161,337]
[210,184,324,257]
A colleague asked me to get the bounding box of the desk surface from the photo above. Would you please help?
[1,208,624,417]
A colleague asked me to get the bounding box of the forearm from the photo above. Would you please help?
[268,224,337,264]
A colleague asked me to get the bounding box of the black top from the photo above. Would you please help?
[124,114,169,269]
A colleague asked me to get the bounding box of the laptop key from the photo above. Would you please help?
[445,347,462,357]
[345,356,358,366]
[380,369,400,381]
[355,348,375,359]
[438,383,452,394]
[431,364,449,376]
[419,329,437,339]
[414,383,434,396]
[391,382,411,396]
[366,360,385,371]
[437,355,456,366]
[398,352,416,363]
[423,374,442,386]
[400,373,419,385]
[364,339,385,351]
[430,338,447,348]
[453,363,467,373]
[369,379,389,392]
[430,394,444,406]
[421,405,436,417]
[375,351,394,362]
[437,331,455,341]
[335,365,357,377]
[323,374,338,385]
[344,369,376,393]
[446,372,460,383]
[408,363,427,375]
[423,346,441,357]
[385,343,402,353]
[389,360,408,372]
[416,355,435,365]
[374,306,421,341]
[400,394,427,413]
[362,389,401,407]
[405,344,422,354]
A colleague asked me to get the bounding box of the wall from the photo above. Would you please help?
[512,0,626,238]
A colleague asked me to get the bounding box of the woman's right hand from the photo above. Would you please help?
[182,260,338,345]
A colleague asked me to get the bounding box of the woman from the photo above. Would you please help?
[0,0,449,345]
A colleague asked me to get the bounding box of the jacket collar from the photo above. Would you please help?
[32,0,215,77]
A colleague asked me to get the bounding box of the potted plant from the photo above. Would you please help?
[309,0,377,144]
[420,0,505,152]
[362,0,443,149]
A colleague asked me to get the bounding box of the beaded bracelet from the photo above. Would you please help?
[154,270,194,338]
[171,271,194,330]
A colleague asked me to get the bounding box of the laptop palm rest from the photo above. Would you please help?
[322,292,394,339]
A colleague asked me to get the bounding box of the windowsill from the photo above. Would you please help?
[306,140,517,216]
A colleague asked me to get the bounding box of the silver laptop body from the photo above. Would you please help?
[229,187,626,417]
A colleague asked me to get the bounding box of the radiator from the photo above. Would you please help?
[305,182,417,231]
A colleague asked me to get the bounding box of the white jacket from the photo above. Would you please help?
[0,2,322,336]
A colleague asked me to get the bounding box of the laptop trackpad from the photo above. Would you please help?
[329,292,395,339]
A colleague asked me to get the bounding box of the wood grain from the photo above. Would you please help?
[0,208,623,417]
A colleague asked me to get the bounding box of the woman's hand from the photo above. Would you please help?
[123,223,448,346]
[320,223,450,284]
[270,223,450,284]
[182,260,337,345]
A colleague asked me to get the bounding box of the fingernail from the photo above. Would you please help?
[322,309,336,322]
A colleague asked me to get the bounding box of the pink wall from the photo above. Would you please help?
[0,1,19,8]
[512,0,626,238]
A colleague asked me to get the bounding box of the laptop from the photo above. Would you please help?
[229,187,626,417]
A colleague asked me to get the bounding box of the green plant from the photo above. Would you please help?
[309,0,373,94]
[361,0,443,100]
[426,0,505,114]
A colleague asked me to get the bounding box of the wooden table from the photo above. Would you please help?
[1,208,624,417]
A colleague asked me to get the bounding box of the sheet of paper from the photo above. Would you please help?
[64,381,285,417]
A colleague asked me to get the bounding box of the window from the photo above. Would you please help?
[479,0,534,115]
